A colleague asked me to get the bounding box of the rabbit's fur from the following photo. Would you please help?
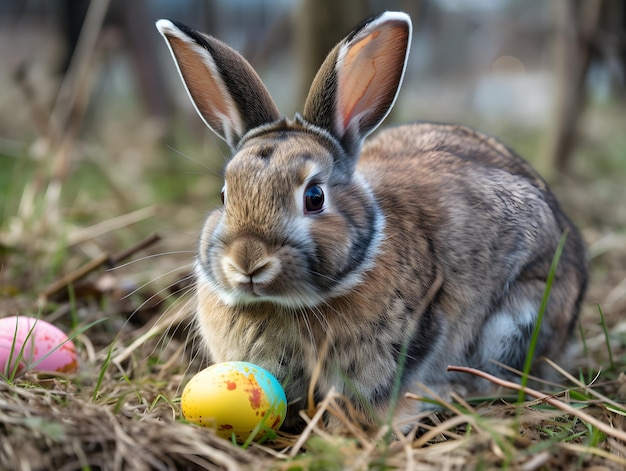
[157,12,588,432]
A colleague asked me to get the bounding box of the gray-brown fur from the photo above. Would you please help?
[157,12,587,433]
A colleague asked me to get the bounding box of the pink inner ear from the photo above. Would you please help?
[339,34,378,131]
[166,35,244,142]
[336,22,409,137]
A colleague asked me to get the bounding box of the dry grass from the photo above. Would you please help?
[1,324,626,471]
[2,8,626,470]
[1,132,625,470]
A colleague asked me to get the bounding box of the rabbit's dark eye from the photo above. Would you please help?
[220,187,225,205]
[304,184,324,214]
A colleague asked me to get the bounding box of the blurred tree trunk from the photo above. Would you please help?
[545,0,604,176]
[296,0,372,105]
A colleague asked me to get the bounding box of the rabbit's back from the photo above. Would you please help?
[359,122,587,381]
[363,123,548,189]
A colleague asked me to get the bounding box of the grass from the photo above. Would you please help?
[1,26,626,471]
[2,148,625,470]
[517,230,569,404]
[597,305,615,370]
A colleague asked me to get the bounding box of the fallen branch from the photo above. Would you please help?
[109,233,162,266]
[39,252,110,301]
[39,233,161,301]
[447,365,626,443]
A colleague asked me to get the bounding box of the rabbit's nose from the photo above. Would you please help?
[221,238,281,288]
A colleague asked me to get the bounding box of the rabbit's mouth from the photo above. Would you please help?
[232,280,266,300]
[209,272,327,310]
[207,236,321,308]
[225,282,324,309]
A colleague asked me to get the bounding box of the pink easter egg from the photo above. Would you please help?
[0,316,78,376]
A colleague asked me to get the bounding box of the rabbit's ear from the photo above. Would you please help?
[303,12,411,161]
[156,20,280,149]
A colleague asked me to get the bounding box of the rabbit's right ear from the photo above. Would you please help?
[156,20,280,150]
[303,12,411,167]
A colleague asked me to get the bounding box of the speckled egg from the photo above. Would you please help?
[181,361,287,442]
[0,316,78,376]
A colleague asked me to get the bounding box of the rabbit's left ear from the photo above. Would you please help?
[156,20,280,150]
[303,11,411,161]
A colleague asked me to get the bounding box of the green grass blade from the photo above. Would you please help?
[517,230,568,403]
[67,283,79,330]
[596,304,614,370]
[4,314,34,381]
[578,320,589,363]
[93,339,115,401]
[29,318,107,372]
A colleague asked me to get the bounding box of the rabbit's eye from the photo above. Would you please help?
[304,184,324,214]
[220,187,226,205]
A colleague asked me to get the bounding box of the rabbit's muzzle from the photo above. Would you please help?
[220,237,281,298]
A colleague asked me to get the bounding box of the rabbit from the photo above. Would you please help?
[156,11,588,433]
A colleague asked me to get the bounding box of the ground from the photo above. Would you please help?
[1,13,626,471]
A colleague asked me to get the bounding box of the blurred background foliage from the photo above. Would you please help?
[0,0,624,325]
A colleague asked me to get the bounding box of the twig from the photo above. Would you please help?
[489,358,565,389]
[109,233,161,266]
[544,358,626,413]
[68,205,160,246]
[38,233,162,302]
[447,365,626,443]
[39,253,110,301]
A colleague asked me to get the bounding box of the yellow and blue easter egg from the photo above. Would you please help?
[181,361,287,442]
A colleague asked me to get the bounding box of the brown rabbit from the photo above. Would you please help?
[156,12,587,432]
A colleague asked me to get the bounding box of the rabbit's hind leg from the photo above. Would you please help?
[469,281,568,385]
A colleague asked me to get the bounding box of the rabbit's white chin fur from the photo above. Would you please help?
[195,257,372,309]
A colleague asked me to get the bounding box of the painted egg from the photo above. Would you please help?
[0,316,78,376]
[181,361,287,442]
